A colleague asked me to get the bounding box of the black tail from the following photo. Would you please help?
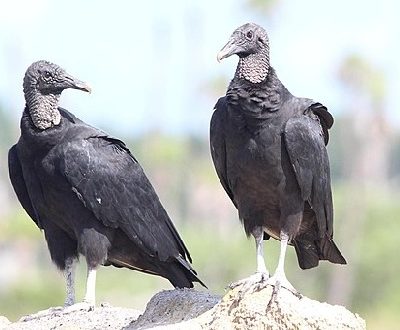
[318,238,347,265]
[294,238,347,270]
[167,256,207,289]
[108,255,206,289]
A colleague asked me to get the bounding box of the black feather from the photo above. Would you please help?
[9,61,205,295]
[211,26,346,269]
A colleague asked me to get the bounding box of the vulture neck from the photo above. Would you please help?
[24,89,61,130]
[236,47,270,84]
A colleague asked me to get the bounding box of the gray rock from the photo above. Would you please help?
[196,282,366,329]
[1,281,366,329]
[129,288,220,329]
[5,304,141,330]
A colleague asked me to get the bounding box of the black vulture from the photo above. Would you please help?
[8,60,205,309]
[211,23,346,291]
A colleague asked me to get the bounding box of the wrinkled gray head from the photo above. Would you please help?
[23,60,91,96]
[217,23,270,83]
[217,23,269,61]
[23,60,91,130]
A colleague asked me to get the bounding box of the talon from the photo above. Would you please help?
[63,301,95,313]
[260,272,269,281]
[228,272,270,293]
[266,282,280,310]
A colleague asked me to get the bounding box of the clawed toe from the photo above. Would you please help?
[266,274,301,298]
[228,272,269,290]
[63,301,94,313]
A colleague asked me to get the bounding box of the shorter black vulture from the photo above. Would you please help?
[9,60,205,309]
[211,23,346,291]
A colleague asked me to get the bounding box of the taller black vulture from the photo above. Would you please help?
[8,60,204,309]
[211,23,346,290]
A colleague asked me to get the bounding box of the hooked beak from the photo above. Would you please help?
[217,37,243,62]
[63,73,92,93]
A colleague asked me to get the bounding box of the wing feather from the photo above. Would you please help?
[8,145,42,229]
[210,97,236,206]
[59,136,191,262]
[283,105,334,237]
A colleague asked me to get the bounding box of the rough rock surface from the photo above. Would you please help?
[0,316,11,329]
[129,288,220,329]
[4,304,141,330]
[2,279,366,329]
[196,282,366,330]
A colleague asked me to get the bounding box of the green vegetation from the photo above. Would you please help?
[1,183,399,326]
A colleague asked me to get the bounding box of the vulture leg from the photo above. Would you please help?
[63,266,97,312]
[64,258,77,306]
[83,267,97,308]
[229,226,269,290]
[267,232,296,293]
[254,226,268,275]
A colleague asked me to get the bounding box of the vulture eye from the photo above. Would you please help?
[246,31,253,40]
[43,71,52,79]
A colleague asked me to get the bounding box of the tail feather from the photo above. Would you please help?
[173,256,207,289]
[108,255,207,289]
[294,238,346,270]
[294,240,319,269]
[319,238,347,265]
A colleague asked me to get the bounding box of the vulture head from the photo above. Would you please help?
[22,60,91,130]
[217,23,270,84]
[23,60,91,96]
[217,23,269,62]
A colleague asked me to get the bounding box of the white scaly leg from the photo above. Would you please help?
[64,257,76,306]
[229,227,269,289]
[83,267,97,308]
[267,232,296,293]
[63,265,97,312]
[254,227,268,275]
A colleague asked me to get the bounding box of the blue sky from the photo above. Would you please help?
[0,0,398,136]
